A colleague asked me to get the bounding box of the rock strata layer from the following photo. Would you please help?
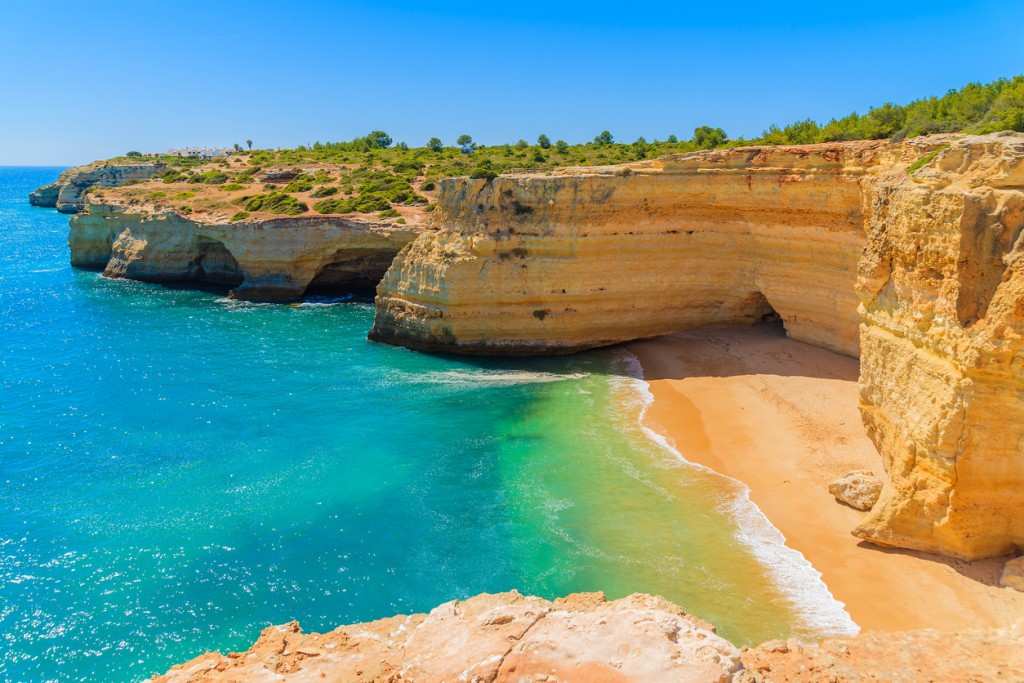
[69,200,419,301]
[30,161,166,213]
[153,591,742,683]
[370,134,1024,560]
[156,591,1024,682]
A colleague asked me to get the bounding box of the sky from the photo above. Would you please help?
[1,0,1022,165]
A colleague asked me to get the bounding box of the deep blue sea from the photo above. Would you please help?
[0,167,853,682]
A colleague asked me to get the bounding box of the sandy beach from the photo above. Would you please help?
[626,323,1024,633]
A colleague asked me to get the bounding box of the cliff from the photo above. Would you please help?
[155,591,1023,682]
[70,199,420,301]
[370,133,1024,560]
[29,160,167,213]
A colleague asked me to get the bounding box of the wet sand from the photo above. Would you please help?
[626,323,1024,633]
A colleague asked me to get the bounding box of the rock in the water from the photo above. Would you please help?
[829,470,883,510]
[1001,556,1024,591]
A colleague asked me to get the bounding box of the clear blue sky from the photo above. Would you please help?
[1,0,1022,165]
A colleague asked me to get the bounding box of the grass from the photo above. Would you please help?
[908,144,950,173]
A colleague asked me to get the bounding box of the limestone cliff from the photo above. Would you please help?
[370,134,1024,560]
[155,591,1023,682]
[29,160,166,213]
[370,142,888,356]
[70,199,419,301]
[853,135,1024,559]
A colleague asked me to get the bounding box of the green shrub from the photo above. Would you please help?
[284,180,314,193]
[310,185,339,198]
[147,191,166,199]
[313,198,351,214]
[379,208,400,218]
[239,192,308,215]
[421,180,436,191]
[220,183,247,191]
[180,206,193,214]
[230,211,250,222]
[172,191,195,200]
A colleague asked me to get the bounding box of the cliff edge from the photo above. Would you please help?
[370,134,1024,560]
[29,160,166,213]
[154,591,1023,682]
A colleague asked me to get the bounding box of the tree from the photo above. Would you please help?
[367,131,393,148]
[555,139,568,152]
[246,139,253,150]
[427,137,443,152]
[457,134,475,154]
[667,134,678,143]
[537,134,551,149]
[126,150,142,157]
[515,139,529,150]
[691,126,727,149]
[593,130,614,145]
[233,143,243,152]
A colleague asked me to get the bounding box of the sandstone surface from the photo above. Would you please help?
[153,591,742,683]
[738,623,1024,682]
[29,160,166,213]
[1002,556,1024,591]
[69,199,420,301]
[156,591,1024,682]
[828,470,882,510]
[370,134,1024,560]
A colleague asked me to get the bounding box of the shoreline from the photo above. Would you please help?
[625,323,1024,634]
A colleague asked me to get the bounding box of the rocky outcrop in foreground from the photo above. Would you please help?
[155,591,1024,682]
[370,134,1024,561]
[70,200,419,301]
[30,160,166,213]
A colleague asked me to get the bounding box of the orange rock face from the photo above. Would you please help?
[371,134,1024,560]
[152,592,742,683]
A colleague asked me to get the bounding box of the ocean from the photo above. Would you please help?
[0,167,853,682]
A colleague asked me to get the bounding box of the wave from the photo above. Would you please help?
[611,350,859,638]
[402,369,590,388]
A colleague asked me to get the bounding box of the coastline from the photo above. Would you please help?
[625,323,1024,634]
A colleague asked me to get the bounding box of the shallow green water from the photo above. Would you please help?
[0,167,853,682]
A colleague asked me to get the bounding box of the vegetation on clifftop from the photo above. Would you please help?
[95,75,1023,223]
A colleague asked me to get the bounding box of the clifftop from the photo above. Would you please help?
[154,590,1024,682]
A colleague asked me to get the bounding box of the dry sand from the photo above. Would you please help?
[626,323,1024,633]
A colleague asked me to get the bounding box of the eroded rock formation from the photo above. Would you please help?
[70,200,419,301]
[370,134,1024,560]
[30,161,166,213]
[153,591,742,682]
[155,591,1024,682]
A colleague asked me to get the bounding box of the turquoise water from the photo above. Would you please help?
[0,167,852,682]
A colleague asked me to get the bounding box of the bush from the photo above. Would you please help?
[283,180,313,193]
[313,198,351,214]
[172,191,195,200]
[310,185,339,198]
[126,151,142,157]
[147,191,166,199]
[239,192,308,215]
[220,183,247,191]
[230,211,250,222]
[420,180,436,191]
[379,209,400,218]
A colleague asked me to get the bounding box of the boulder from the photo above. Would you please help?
[829,470,882,510]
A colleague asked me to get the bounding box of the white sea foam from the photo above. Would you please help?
[612,350,860,638]
[405,369,589,388]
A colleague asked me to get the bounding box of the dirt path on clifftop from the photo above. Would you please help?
[626,324,1024,633]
